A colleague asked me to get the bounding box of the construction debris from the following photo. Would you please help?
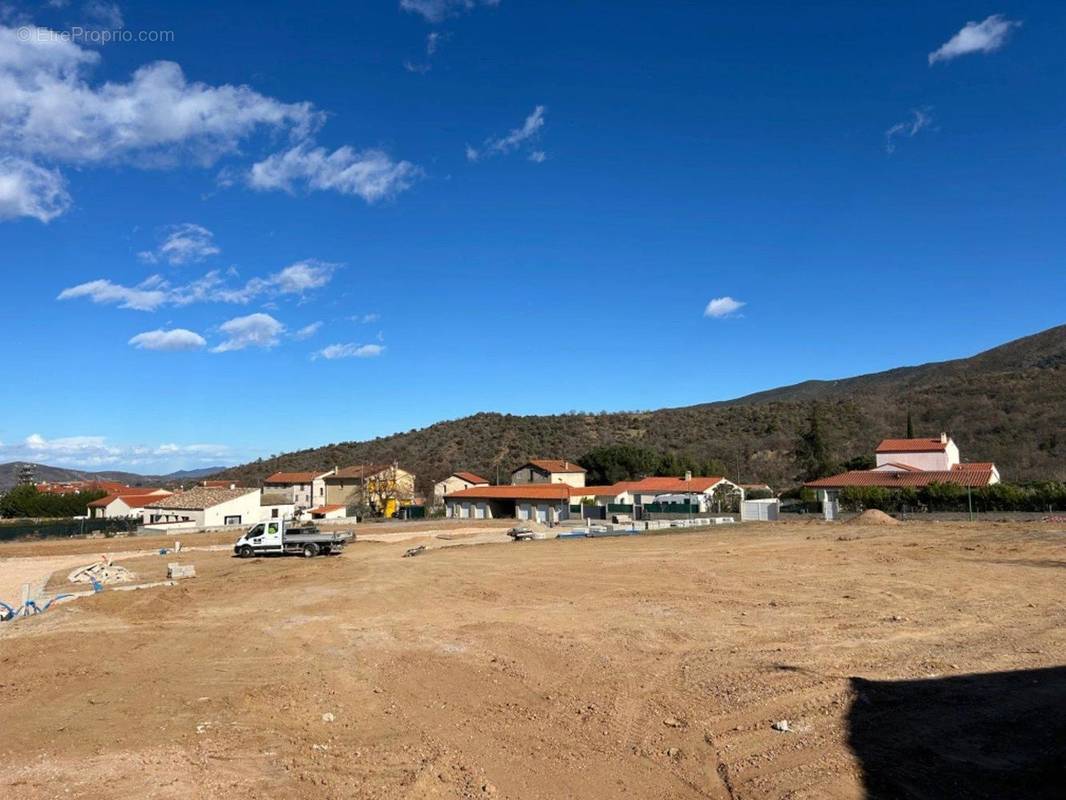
[67,557,135,585]
[167,564,197,580]
[403,545,427,558]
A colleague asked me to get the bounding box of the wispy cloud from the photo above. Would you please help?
[313,342,385,360]
[0,432,230,470]
[467,105,547,162]
[59,259,338,311]
[703,296,745,319]
[0,157,70,222]
[128,328,206,351]
[138,223,220,265]
[292,321,322,340]
[929,15,1021,65]
[400,0,499,24]
[352,312,380,324]
[885,107,933,154]
[404,32,445,73]
[248,143,421,202]
[212,312,285,353]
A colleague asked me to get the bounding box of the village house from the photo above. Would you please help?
[511,460,587,488]
[263,469,336,509]
[804,434,1000,512]
[142,487,294,531]
[432,471,489,506]
[323,464,416,517]
[87,488,172,519]
[445,483,574,523]
[571,474,745,518]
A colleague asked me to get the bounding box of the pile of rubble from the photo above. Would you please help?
[67,557,135,585]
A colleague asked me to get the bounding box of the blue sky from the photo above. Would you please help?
[0,1,1063,472]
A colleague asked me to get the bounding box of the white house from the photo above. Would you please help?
[87,489,172,519]
[510,460,587,488]
[433,471,489,505]
[622,475,744,513]
[142,487,294,531]
[445,484,574,524]
[264,469,336,509]
[874,434,961,472]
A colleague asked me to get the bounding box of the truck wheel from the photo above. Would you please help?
[302,543,319,558]
[239,545,254,558]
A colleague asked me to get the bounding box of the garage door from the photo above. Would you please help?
[536,505,548,523]
[474,503,485,520]
[517,504,530,521]
[459,502,470,519]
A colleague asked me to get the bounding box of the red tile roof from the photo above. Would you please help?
[453,471,489,485]
[520,460,587,474]
[89,491,173,509]
[330,464,395,480]
[308,504,346,514]
[625,476,728,493]
[446,484,574,501]
[876,438,949,453]
[805,463,996,489]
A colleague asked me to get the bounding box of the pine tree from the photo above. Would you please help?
[906,411,915,439]
[794,404,836,481]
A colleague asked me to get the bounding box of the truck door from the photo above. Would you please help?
[262,521,283,551]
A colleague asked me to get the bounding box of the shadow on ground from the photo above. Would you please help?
[848,666,1066,799]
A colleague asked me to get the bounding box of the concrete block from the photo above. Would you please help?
[166,563,197,579]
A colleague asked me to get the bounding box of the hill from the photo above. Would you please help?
[213,325,1066,493]
[0,463,227,492]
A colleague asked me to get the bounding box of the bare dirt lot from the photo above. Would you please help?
[1,520,1063,799]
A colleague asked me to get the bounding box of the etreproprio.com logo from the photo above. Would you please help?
[17,26,175,45]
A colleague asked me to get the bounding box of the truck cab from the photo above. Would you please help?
[235,520,286,555]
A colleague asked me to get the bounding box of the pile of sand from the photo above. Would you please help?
[853,509,901,526]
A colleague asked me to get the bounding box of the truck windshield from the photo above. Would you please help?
[247,524,264,537]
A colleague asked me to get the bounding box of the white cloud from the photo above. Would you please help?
[885,107,933,154]
[128,328,206,351]
[82,1,124,30]
[212,312,285,352]
[350,312,380,324]
[0,156,70,222]
[249,143,421,202]
[467,105,546,161]
[57,277,168,310]
[426,31,442,56]
[314,342,384,360]
[138,223,220,265]
[929,15,1021,65]
[528,150,546,163]
[292,321,322,340]
[0,432,230,469]
[0,28,320,165]
[59,258,338,311]
[400,0,499,24]
[703,296,745,319]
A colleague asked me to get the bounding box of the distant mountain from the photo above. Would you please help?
[147,326,1066,492]
[0,463,229,492]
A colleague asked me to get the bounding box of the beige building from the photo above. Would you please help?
[324,464,416,516]
[263,469,336,509]
[432,471,489,505]
[510,460,587,488]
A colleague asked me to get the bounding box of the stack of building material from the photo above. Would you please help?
[67,557,135,585]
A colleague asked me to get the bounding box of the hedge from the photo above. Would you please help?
[838,482,1066,513]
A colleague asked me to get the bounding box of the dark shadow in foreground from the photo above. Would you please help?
[847,666,1066,799]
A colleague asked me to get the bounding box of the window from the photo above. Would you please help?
[267,522,279,535]
[247,523,264,537]
[224,515,242,525]
[271,508,279,518]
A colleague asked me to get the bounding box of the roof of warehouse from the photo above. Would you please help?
[445,484,573,501]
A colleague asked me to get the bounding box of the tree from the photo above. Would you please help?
[906,411,915,439]
[794,404,836,482]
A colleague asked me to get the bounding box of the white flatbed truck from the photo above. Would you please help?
[234,520,352,558]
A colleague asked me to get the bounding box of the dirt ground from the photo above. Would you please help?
[0,519,1063,799]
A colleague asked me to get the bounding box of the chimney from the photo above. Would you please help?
[684,470,692,481]
[940,432,948,444]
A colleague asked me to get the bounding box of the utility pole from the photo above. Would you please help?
[967,484,974,522]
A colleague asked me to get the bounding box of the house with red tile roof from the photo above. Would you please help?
[511,460,587,488]
[87,489,173,519]
[264,468,336,510]
[804,433,1000,515]
[432,471,490,506]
